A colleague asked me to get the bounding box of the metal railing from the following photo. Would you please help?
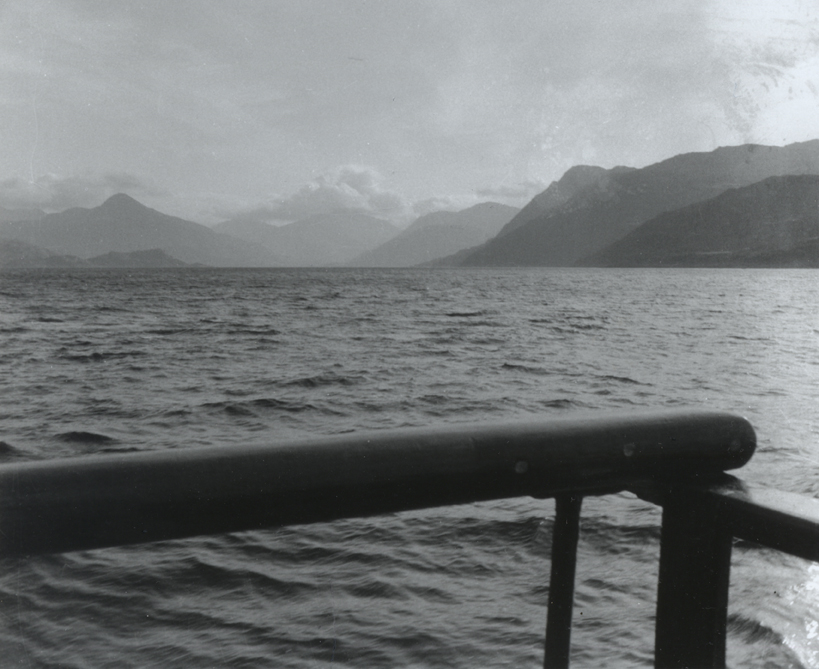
[1,409,817,668]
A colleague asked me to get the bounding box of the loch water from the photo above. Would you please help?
[1,267,818,668]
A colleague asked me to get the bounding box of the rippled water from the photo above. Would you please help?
[1,267,818,667]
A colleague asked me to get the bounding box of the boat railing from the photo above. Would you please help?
[1,409,818,668]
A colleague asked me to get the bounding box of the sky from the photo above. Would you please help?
[1,0,818,225]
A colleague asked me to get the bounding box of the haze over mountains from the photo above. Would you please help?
[215,211,396,266]
[0,193,520,268]
[2,140,819,269]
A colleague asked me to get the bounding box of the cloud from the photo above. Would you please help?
[412,181,549,216]
[3,2,819,225]
[233,166,409,223]
[0,172,166,212]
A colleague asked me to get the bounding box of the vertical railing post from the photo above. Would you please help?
[544,494,583,669]
[654,490,732,668]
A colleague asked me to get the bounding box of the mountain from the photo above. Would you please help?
[0,239,87,268]
[0,194,280,267]
[350,202,519,267]
[457,139,819,266]
[0,207,46,223]
[0,239,198,269]
[215,209,397,266]
[743,238,819,268]
[87,248,194,267]
[582,174,819,267]
[495,165,636,240]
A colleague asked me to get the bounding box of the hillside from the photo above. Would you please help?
[0,239,87,268]
[0,239,202,268]
[351,203,518,267]
[583,175,819,267]
[0,194,280,267]
[457,140,819,266]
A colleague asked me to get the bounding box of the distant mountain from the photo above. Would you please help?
[456,140,819,266]
[0,239,87,268]
[582,174,819,267]
[215,209,397,266]
[350,202,519,267]
[87,248,194,268]
[0,207,46,223]
[0,194,280,267]
[0,239,199,268]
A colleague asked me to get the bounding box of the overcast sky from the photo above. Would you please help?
[2,0,818,224]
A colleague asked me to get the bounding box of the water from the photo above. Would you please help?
[0,267,818,667]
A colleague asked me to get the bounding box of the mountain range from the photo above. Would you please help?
[454,139,819,266]
[0,194,520,268]
[350,203,519,266]
[0,194,280,267]
[3,139,819,269]
[0,239,192,268]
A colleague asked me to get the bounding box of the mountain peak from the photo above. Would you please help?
[99,193,146,212]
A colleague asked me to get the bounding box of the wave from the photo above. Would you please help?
[278,372,365,389]
[202,398,346,417]
[252,398,318,411]
[55,348,147,363]
[446,310,488,317]
[146,327,196,335]
[595,374,647,386]
[539,398,581,409]
[727,612,785,646]
[0,440,30,461]
[93,305,132,313]
[458,320,507,328]
[728,334,774,342]
[578,518,662,548]
[228,326,282,336]
[501,362,549,375]
[468,336,506,345]
[173,554,322,601]
[54,430,118,445]
[567,323,606,331]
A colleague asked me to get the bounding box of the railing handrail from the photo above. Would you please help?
[0,409,754,557]
[7,409,819,668]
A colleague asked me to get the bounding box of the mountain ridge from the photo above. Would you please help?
[350,202,518,267]
[457,139,819,266]
[0,194,280,267]
[582,174,819,267]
